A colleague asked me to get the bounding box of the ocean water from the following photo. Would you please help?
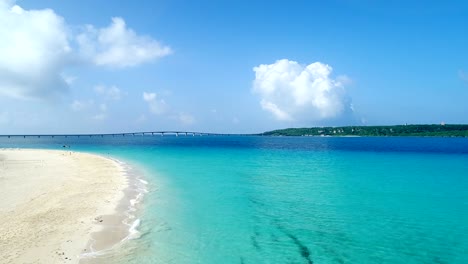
[1,136,468,263]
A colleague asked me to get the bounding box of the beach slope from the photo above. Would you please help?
[0,149,127,264]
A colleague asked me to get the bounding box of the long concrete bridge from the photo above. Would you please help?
[0,131,259,138]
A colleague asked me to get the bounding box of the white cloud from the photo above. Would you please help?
[70,99,94,111]
[178,112,195,125]
[143,92,156,101]
[0,1,71,100]
[253,59,352,121]
[143,92,168,115]
[94,85,122,100]
[77,17,172,68]
[260,99,292,121]
[0,1,172,101]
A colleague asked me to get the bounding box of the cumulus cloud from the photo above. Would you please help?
[253,59,352,121]
[94,85,122,100]
[0,1,172,101]
[260,100,292,121]
[0,1,71,100]
[143,92,168,115]
[77,17,172,68]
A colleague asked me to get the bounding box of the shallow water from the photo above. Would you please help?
[2,136,468,263]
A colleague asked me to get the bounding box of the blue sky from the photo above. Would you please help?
[0,0,467,134]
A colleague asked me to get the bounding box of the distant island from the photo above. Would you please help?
[262,124,468,137]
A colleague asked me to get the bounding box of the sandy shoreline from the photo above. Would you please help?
[0,149,130,264]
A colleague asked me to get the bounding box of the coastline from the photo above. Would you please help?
[79,156,148,263]
[0,148,145,264]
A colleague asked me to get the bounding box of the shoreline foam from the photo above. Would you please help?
[79,158,148,263]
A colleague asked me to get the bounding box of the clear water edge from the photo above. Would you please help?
[78,157,149,263]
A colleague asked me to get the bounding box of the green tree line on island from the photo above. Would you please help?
[262,124,468,137]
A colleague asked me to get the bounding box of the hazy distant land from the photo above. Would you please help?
[262,124,468,137]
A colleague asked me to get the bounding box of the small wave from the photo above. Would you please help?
[127,219,142,240]
[138,187,149,193]
[139,179,149,185]
[79,219,142,260]
[78,154,149,261]
[130,192,144,207]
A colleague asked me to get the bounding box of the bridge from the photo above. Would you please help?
[0,131,259,138]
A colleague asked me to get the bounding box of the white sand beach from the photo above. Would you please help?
[0,149,128,264]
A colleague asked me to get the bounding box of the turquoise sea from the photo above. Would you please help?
[1,136,467,263]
